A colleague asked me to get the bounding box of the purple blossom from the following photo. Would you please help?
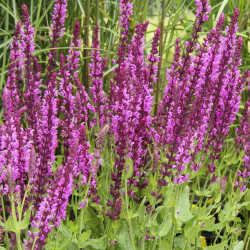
[5,21,23,115]
[28,138,77,249]
[235,93,250,191]
[58,53,75,159]
[21,4,42,141]
[156,6,245,187]
[47,0,68,74]
[32,72,59,209]
[66,21,81,75]
[89,26,108,126]
[0,100,32,198]
[147,27,161,84]
[117,0,133,66]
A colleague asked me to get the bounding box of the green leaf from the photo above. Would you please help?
[4,217,17,233]
[111,219,121,230]
[125,158,134,179]
[132,197,147,219]
[244,189,250,210]
[195,190,213,197]
[18,207,31,230]
[175,186,193,223]
[117,224,133,250]
[215,192,221,203]
[202,217,215,232]
[163,187,176,208]
[184,216,200,241]
[146,206,164,227]
[159,241,170,250]
[78,236,106,249]
[79,230,91,243]
[233,241,244,250]
[59,224,72,238]
[68,220,78,234]
[174,234,186,250]
[205,242,227,250]
[213,223,224,231]
[158,213,172,237]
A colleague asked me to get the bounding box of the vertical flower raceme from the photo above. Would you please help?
[108,59,136,219]
[89,26,108,127]
[171,14,226,176]
[32,72,59,210]
[58,54,75,159]
[0,18,33,199]
[59,21,81,163]
[205,9,244,172]
[66,21,81,75]
[109,0,133,110]
[21,4,42,143]
[147,27,161,86]
[5,21,23,115]
[127,22,156,194]
[179,0,211,76]
[235,88,250,192]
[0,88,32,199]
[28,140,77,249]
[108,20,160,216]
[47,0,68,74]
[117,0,133,66]
[74,90,93,184]
[74,75,97,198]
[156,0,211,184]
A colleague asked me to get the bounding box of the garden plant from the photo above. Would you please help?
[0,0,249,249]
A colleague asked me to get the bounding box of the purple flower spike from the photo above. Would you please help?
[59,54,75,159]
[235,88,250,191]
[66,21,82,75]
[5,21,23,115]
[147,27,161,85]
[21,4,42,140]
[32,72,59,209]
[117,0,133,66]
[47,0,68,73]
[89,26,108,127]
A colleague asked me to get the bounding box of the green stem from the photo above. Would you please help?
[19,186,29,222]
[170,185,181,249]
[154,0,166,116]
[1,196,10,246]
[10,195,22,250]
[79,164,96,238]
[244,217,250,249]
[96,0,99,25]
[84,0,90,93]
[142,0,149,22]
[170,223,176,249]
[125,177,136,250]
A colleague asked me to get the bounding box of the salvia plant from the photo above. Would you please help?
[0,0,249,249]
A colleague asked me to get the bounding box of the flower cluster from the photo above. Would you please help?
[107,5,161,217]
[235,90,250,191]
[47,0,68,74]
[89,26,108,127]
[157,2,248,188]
